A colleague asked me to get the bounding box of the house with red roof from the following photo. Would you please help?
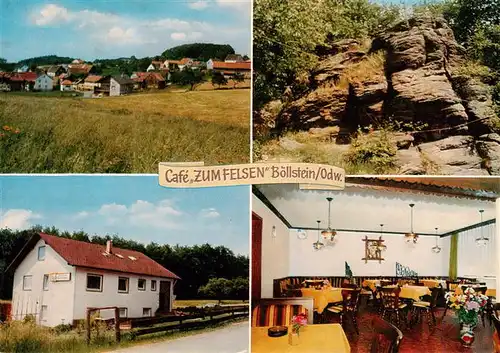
[206,59,251,79]
[7,233,179,327]
[131,72,166,90]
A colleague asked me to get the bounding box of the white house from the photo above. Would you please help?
[33,74,53,91]
[60,80,73,91]
[7,233,179,327]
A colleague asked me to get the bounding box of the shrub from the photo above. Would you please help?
[343,129,397,173]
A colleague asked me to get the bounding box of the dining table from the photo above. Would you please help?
[300,286,351,314]
[361,279,379,292]
[384,285,431,301]
[421,279,446,288]
[252,323,351,353]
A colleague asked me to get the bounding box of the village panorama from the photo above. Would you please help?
[0,45,251,96]
[0,43,252,173]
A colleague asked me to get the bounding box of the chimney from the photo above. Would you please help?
[106,240,112,254]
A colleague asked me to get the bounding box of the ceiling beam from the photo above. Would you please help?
[252,185,292,228]
[289,226,438,236]
[440,218,496,237]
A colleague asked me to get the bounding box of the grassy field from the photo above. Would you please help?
[173,299,248,308]
[0,89,250,173]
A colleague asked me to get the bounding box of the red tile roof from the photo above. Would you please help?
[84,75,102,83]
[61,80,72,85]
[39,233,180,279]
[211,61,251,70]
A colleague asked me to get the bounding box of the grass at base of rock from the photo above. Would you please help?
[255,130,399,175]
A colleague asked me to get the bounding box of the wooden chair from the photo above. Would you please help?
[369,316,403,353]
[411,287,440,330]
[327,288,361,334]
[492,313,500,352]
[251,298,314,327]
[379,287,408,329]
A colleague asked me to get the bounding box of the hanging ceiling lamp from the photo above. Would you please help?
[432,227,442,253]
[313,220,325,251]
[378,224,387,252]
[321,197,337,242]
[475,210,489,246]
[405,203,419,244]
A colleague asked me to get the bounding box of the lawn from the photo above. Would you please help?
[0,89,250,173]
[173,299,248,308]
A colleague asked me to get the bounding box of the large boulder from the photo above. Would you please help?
[389,67,469,132]
[417,136,488,175]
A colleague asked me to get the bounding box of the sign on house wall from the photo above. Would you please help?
[50,273,71,282]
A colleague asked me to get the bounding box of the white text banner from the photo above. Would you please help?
[158,163,345,189]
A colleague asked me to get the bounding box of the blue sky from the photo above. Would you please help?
[0,176,250,256]
[0,0,251,62]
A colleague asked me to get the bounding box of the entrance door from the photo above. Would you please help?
[159,281,171,313]
[252,213,263,301]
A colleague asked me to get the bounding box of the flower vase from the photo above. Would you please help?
[459,323,475,348]
[288,331,300,346]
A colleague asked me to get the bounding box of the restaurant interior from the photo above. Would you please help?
[251,177,500,352]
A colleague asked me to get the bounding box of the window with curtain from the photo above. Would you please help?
[457,223,496,278]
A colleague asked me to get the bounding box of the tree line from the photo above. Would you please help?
[0,43,243,76]
[0,226,249,300]
[253,0,500,110]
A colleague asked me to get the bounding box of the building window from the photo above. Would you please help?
[118,277,129,293]
[143,308,152,317]
[138,279,146,291]
[151,280,157,291]
[41,305,48,321]
[38,246,46,261]
[23,275,32,291]
[119,308,128,318]
[43,274,49,291]
[86,274,103,292]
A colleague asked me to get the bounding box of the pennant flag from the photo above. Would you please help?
[345,261,353,278]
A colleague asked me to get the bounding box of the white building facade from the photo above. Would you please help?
[9,234,178,327]
[33,74,53,91]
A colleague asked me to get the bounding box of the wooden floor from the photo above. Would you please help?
[326,304,495,352]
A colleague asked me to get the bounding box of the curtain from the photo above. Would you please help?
[449,232,458,280]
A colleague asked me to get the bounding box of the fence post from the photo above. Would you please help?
[86,309,91,345]
[114,307,121,343]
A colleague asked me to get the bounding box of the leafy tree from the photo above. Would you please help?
[198,278,234,304]
[17,55,75,66]
[232,72,245,88]
[211,71,228,89]
[253,0,401,108]
[162,43,235,62]
[171,67,204,91]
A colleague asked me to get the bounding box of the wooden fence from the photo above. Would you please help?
[130,305,249,337]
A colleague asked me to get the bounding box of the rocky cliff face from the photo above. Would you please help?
[260,16,500,175]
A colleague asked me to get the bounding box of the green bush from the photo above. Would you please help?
[343,130,397,173]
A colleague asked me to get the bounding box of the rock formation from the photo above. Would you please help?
[257,16,500,175]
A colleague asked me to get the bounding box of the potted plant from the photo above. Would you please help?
[445,287,489,347]
[289,313,308,346]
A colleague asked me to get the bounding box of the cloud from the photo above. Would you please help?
[105,27,143,44]
[32,4,71,26]
[85,199,184,229]
[1,209,42,230]
[189,1,209,10]
[171,32,187,40]
[74,211,90,219]
[29,3,250,57]
[216,0,250,12]
[200,208,221,218]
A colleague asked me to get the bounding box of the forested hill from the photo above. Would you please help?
[0,226,249,300]
[17,55,75,66]
[161,43,236,61]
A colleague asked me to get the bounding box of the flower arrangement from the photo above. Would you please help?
[291,313,307,335]
[322,279,331,289]
[445,287,488,326]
